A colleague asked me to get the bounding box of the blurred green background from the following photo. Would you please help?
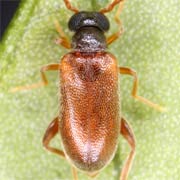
[0,0,180,179]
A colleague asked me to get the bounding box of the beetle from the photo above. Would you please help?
[12,0,164,179]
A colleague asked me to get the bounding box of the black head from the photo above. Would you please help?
[68,11,110,32]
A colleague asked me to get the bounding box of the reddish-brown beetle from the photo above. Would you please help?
[12,0,164,179]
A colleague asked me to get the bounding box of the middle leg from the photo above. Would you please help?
[119,66,165,111]
[10,63,60,92]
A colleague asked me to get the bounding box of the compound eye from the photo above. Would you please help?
[68,12,109,32]
[94,12,109,31]
[68,12,86,31]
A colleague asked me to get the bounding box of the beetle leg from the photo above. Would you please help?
[42,116,65,157]
[106,0,125,45]
[54,19,71,49]
[43,117,79,180]
[10,63,60,92]
[72,167,78,180]
[119,67,165,111]
[119,117,136,180]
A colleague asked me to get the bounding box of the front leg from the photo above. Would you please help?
[54,19,71,49]
[106,0,125,45]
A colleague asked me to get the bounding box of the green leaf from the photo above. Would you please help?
[0,0,179,180]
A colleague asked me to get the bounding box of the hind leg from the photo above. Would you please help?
[71,167,78,180]
[119,117,136,180]
[42,116,65,157]
[43,116,78,180]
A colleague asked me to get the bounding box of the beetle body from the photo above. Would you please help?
[13,0,163,179]
[60,51,120,172]
[57,10,121,173]
[41,1,139,179]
